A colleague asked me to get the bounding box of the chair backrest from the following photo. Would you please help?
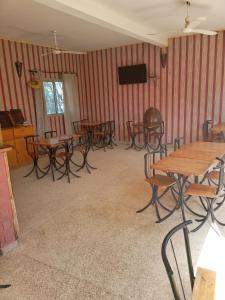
[144,144,167,179]
[73,121,82,134]
[105,121,111,133]
[24,135,39,156]
[44,130,57,138]
[161,220,194,300]
[215,157,225,194]
[59,137,74,155]
[174,137,185,151]
[80,118,88,123]
[110,120,115,134]
[126,121,133,136]
[202,120,212,141]
[143,107,162,126]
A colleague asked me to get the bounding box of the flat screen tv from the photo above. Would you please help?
[118,64,147,85]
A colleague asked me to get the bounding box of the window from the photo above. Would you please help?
[43,81,64,115]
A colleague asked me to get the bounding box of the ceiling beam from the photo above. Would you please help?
[33,0,168,47]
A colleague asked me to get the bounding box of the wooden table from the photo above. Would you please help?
[152,156,214,177]
[29,135,80,181]
[181,141,225,155]
[152,142,225,217]
[32,135,74,148]
[192,267,216,300]
[81,121,103,128]
[170,141,225,162]
[170,149,218,162]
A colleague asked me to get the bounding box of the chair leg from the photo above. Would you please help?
[24,163,35,177]
[136,197,154,213]
[191,198,211,232]
[136,185,177,222]
[211,198,225,226]
[0,284,11,289]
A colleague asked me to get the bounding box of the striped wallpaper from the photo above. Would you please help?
[80,31,225,143]
[0,39,79,135]
[1,31,225,143]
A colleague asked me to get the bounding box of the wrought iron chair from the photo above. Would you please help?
[107,120,118,148]
[185,158,225,232]
[44,130,57,138]
[143,107,164,151]
[162,220,194,300]
[24,135,47,179]
[0,284,11,289]
[55,137,80,183]
[174,137,185,151]
[126,121,143,150]
[73,121,87,143]
[202,120,213,141]
[73,135,97,174]
[202,120,225,142]
[136,145,178,222]
[92,122,109,151]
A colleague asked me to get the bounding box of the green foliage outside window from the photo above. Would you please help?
[43,81,64,115]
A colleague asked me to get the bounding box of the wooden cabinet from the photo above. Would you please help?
[1,126,34,169]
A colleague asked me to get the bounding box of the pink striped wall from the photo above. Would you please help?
[80,31,225,143]
[1,32,225,143]
[0,39,79,135]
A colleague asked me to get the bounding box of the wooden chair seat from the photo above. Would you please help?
[146,174,176,189]
[185,184,217,198]
[206,170,225,181]
[93,131,105,136]
[55,151,72,160]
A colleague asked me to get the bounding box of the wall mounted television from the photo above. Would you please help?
[118,64,147,85]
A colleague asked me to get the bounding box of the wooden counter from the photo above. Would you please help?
[1,125,34,168]
[0,144,19,253]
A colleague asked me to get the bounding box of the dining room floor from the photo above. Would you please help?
[1,144,225,300]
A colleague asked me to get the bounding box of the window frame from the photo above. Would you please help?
[43,79,65,116]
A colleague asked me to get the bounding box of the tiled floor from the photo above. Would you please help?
[0,145,224,299]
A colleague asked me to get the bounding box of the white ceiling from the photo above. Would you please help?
[0,0,225,51]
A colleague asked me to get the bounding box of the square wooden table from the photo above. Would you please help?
[29,135,80,181]
[170,141,225,162]
[181,141,225,155]
[152,156,214,177]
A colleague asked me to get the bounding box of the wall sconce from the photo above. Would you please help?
[160,48,168,68]
[15,61,23,77]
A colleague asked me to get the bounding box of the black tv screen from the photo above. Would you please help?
[118,64,147,85]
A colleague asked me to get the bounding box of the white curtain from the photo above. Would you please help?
[62,74,80,134]
[34,72,49,137]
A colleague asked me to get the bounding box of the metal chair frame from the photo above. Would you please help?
[185,158,225,232]
[125,120,143,151]
[73,135,97,174]
[56,138,80,183]
[24,135,47,179]
[136,145,178,222]
[44,130,57,138]
[162,220,194,300]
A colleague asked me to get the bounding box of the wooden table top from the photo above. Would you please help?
[182,141,225,155]
[211,122,225,134]
[192,267,216,300]
[0,143,13,153]
[30,134,80,148]
[152,156,214,177]
[154,141,225,177]
[170,149,220,162]
[81,121,103,127]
